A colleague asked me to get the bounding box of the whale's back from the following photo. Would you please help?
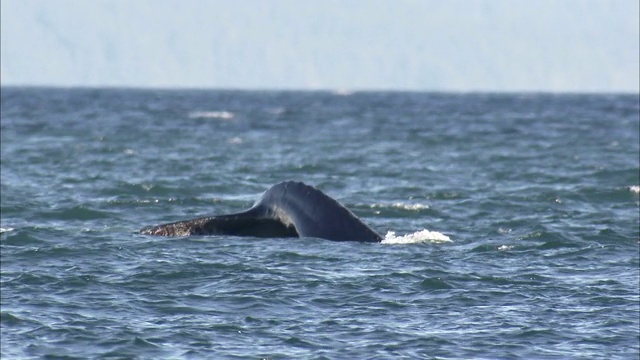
[255,181,382,242]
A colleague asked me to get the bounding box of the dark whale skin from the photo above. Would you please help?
[140,181,382,243]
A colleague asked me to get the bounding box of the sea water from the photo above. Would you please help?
[1,88,639,358]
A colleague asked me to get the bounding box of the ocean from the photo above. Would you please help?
[1,87,639,359]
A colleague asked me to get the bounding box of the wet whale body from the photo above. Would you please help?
[140,181,383,243]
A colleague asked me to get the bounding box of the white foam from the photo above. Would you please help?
[498,227,512,234]
[381,229,452,244]
[629,185,640,194]
[370,203,430,211]
[227,137,243,144]
[188,111,234,120]
[0,227,15,233]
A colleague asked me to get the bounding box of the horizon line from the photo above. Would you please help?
[2,84,638,96]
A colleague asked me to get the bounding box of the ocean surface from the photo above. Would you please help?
[1,87,639,359]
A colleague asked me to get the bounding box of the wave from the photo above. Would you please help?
[227,137,243,144]
[369,202,430,211]
[381,229,451,244]
[629,185,640,194]
[0,227,15,233]
[188,111,234,120]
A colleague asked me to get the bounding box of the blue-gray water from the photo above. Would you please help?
[1,88,639,359]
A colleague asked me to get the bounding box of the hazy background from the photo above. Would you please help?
[1,0,638,92]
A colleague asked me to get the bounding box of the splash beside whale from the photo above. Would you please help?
[140,181,383,242]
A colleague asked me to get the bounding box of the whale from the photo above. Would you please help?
[140,181,383,242]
